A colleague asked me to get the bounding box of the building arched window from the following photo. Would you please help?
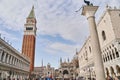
[106,68,109,76]
[109,51,112,60]
[11,57,14,64]
[115,48,119,58]
[116,65,120,74]
[60,71,62,73]
[5,54,8,63]
[102,31,106,41]
[63,70,69,75]
[110,66,115,75]
[9,55,11,64]
[104,54,106,62]
[107,52,110,61]
[89,46,91,53]
[1,51,4,62]
[102,55,105,62]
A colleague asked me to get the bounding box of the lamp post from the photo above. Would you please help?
[85,58,91,80]
[0,68,2,80]
[88,67,91,80]
[9,70,12,79]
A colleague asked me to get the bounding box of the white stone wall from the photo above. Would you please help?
[97,9,115,48]
[110,10,120,38]
[97,8,120,77]
[78,37,95,79]
[0,37,30,79]
[101,40,120,77]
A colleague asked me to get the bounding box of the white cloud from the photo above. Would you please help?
[0,0,34,31]
[36,0,120,44]
[1,0,119,44]
[42,41,81,55]
[109,0,120,7]
[0,0,119,41]
[0,30,18,41]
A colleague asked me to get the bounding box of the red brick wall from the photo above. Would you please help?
[22,35,36,72]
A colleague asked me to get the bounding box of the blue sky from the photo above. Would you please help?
[0,0,120,68]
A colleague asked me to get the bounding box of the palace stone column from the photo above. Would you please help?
[81,5,105,80]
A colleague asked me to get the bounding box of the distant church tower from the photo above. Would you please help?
[22,6,37,72]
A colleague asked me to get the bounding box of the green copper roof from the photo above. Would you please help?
[28,6,35,18]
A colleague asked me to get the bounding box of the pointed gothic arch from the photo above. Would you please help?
[110,66,115,75]
[102,30,106,41]
[106,68,109,76]
[63,70,69,75]
[1,51,4,62]
[116,65,120,74]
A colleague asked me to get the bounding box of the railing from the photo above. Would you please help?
[0,61,29,72]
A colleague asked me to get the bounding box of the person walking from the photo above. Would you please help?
[113,74,119,80]
[106,76,113,80]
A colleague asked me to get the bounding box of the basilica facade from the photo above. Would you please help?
[55,53,79,80]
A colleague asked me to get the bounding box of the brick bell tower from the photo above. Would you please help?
[22,6,37,72]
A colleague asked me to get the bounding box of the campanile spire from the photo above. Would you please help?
[28,6,35,18]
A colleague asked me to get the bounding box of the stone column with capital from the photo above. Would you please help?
[81,5,105,80]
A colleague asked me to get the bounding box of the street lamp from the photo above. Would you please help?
[85,58,91,80]
[0,68,2,80]
[9,70,12,79]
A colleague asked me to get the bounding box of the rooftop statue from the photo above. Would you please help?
[84,0,93,6]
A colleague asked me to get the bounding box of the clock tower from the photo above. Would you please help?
[22,6,37,72]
